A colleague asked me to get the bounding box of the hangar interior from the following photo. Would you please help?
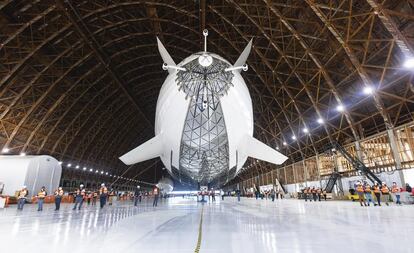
[0,1,414,253]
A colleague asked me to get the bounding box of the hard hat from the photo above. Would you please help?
[80,184,84,188]
[101,183,105,187]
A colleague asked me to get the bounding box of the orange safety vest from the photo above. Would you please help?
[356,185,364,193]
[18,189,28,199]
[364,186,371,193]
[381,186,389,194]
[55,189,64,197]
[37,190,46,199]
[392,186,400,193]
[373,186,380,193]
[100,187,108,195]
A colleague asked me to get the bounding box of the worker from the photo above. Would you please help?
[317,187,322,201]
[86,191,92,205]
[108,189,115,205]
[270,188,276,202]
[236,189,241,202]
[211,188,216,202]
[356,181,366,207]
[73,184,85,210]
[153,186,159,207]
[391,182,402,205]
[381,182,391,206]
[220,189,225,201]
[36,186,47,211]
[323,189,327,201]
[54,187,64,211]
[134,185,141,206]
[99,183,108,208]
[92,191,97,206]
[17,186,29,210]
[364,182,375,206]
[311,187,317,202]
[304,187,308,202]
[373,182,381,206]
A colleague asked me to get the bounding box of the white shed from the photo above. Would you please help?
[0,155,62,198]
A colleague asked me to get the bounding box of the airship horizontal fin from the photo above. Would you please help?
[157,37,176,74]
[119,135,162,165]
[233,39,253,70]
[245,136,288,165]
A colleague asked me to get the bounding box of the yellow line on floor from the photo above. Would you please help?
[194,205,204,253]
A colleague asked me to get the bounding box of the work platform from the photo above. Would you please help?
[0,197,410,253]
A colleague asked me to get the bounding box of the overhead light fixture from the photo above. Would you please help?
[19,152,26,156]
[403,57,414,69]
[75,165,79,169]
[336,104,345,112]
[317,118,324,124]
[106,172,108,175]
[83,167,87,171]
[283,141,287,146]
[101,171,104,174]
[303,128,309,133]
[67,163,72,167]
[2,148,10,154]
[275,146,279,150]
[89,168,93,172]
[291,135,296,140]
[58,161,63,165]
[363,86,373,95]
[95,170,99,173]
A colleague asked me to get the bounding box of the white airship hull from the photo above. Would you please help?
[120,37,287,185]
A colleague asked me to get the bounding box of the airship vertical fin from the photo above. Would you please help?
[234,39,253,69]
[244,135,288,165]
[157,37,176,74]
[119,135,163,165]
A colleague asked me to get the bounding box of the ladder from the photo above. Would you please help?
[328,141,382,185]
[324,172,341,193]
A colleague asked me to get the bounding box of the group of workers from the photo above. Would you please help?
[355,181,402,206]
[16,183,112,211]
[302,187,327,202]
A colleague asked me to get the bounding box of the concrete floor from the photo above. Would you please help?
[0,197,411,253]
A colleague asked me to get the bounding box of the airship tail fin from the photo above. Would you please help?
[245,136,288,165]
[157,37,176,74]
[234,39,253,70]
[119,135,162,165]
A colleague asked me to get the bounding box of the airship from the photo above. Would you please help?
[120,30,287,186]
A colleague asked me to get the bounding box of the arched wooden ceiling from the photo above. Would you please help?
[0,0,413,185]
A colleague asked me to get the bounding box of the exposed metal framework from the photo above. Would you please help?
[0,0,413,185]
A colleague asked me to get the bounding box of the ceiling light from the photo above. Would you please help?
[403,57,414,69]
[336,104,345,112]
[83,167,87,171]
[275,146,279,150]
[101,171,104,174]
[303,128,309,133]
[58,161,63,165]
[283,141,287,146]
[67,163,72,167]
[317,118,324,124]
[89,168,93,172]
[105,172,108,175]
[363,86,373,95]
[95,170,99,173]
[2,148,9,154]
[291,135,296,140]
[20,152,26,156]
[75,165,79,169]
